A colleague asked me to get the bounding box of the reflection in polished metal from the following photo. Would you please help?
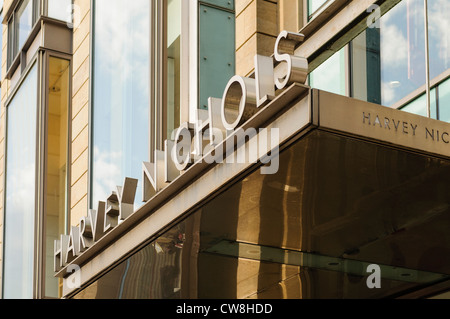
[105,178,138,232]
[208,97,227,145]
[78,215,94,253]
[203,240,449,285]
[274,31,308,90]
[221,75,258,131]
[65,227,80,265]
[88,201,106,242]
[171,122,195,171]
[255,55,276,107]
[54,235,69,273]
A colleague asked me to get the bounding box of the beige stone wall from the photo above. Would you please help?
[3,0,13,15]
[70,0,90,227]
[235,0,304,77]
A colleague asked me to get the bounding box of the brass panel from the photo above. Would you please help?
[317,89,450,159]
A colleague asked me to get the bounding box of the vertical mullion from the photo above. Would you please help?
[435,84,440,120]
[424,0,431,118]
[161,0,168,146]
[344,44,351,98]
[149,1,155,163]
[34,50,47,299]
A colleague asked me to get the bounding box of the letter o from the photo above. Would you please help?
[221,75,257,131]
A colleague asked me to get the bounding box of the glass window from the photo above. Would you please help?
[400,87,437,119]
[7,0,39,69]
[309,48,346,96]
[91,0,150,208]
[47,0,72,22]
[3,62,38,299]
[15,0,33,54]
[350,0,427,107]
[428,0,450,80]
[166,0,181,140]
[45,57,70,298]
[308,0,328,16]
[350,28,381,104]
[7,18,14,68]
[437,78,450,122]
[198,3,235,112]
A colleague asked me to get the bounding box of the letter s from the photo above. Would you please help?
[273,31,308,90]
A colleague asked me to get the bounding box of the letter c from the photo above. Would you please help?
[220,304,228,314]
[442,132,449,144]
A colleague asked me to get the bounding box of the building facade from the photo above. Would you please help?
[0,0,449,299]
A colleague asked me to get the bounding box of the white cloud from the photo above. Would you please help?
[95,0,150,92]
[380,22,408,68]
[92,146,122,205]
[428,0,450,66]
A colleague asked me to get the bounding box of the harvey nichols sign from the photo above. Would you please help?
[54,31,309,274]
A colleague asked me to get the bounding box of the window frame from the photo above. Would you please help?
[89,0,155,209]
[2,47,72,300]
[149,0,191,158]
[37,49,72,299]
[5,0,72,80]
[2,51,40,299]
[6,0,40,71]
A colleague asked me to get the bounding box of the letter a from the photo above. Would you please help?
[366,264,381,289]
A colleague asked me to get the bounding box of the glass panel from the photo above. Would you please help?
[47,0,72,23]
[201,0,234,10]
[92,0,150,209]
[3,62,38,299]
[7,18,13,69]
[74,130,450,299]
[400,87,437,119]
[16,0,33,53]
[198,4,235,111]
[309,48,346,96]
[437,78,450,122]
[166,0,181,140]
[351,28,381,104]
[45,57,70,298]
[308,0,328,16]
[428,0,450,80]
[350,0,426,107]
